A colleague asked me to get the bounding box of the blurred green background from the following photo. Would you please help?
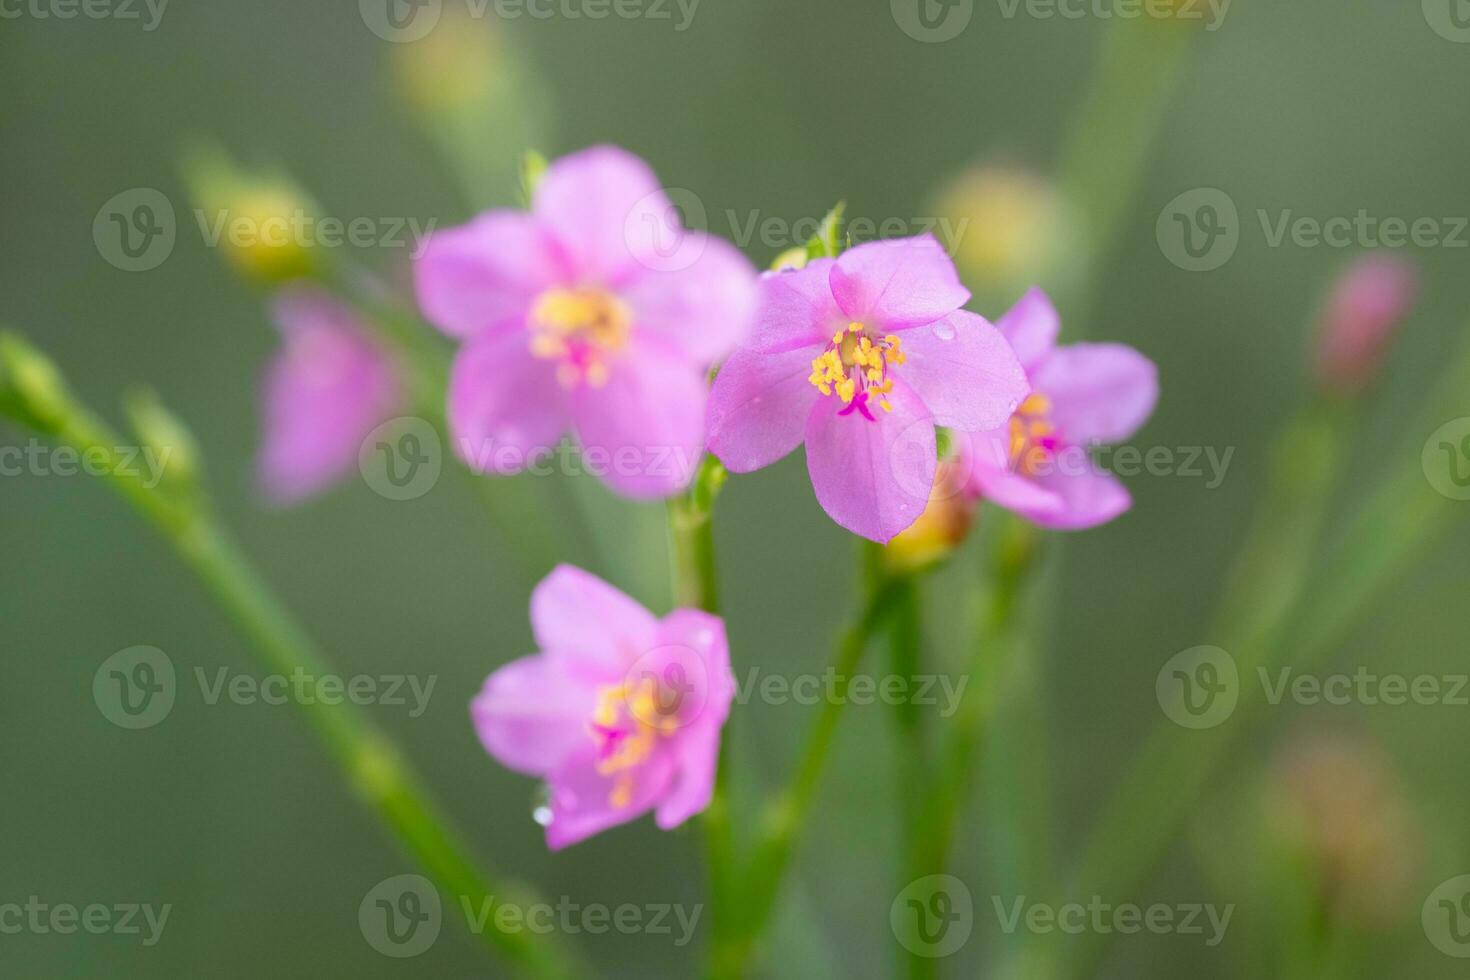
[3,0,1470,976]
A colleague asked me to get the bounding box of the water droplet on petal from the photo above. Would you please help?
[933,321,956,341]
[532,784,554,827]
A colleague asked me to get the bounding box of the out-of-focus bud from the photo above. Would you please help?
[124,387,201,494]
[932,165,1069,303]
[0,331,71,434]
[1312,254,1419,396]
[181,145,319,285]
[392,7,506,115]
[885,448,978,574]
[389,8,550,209]
[770,247,809,272]
[1263,729,1420,930]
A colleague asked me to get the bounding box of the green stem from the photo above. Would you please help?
[921,518,1041,885]
[665,457,735,973]
[715,542,903,979]
[885,575,930,980]
[1,351,579,980]
[1050,18,1198,329]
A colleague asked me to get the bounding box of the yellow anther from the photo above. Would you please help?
[836,377,857,404]
[879,399,893,413]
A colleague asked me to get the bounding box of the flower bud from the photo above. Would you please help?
[0,331,71,434]
[391,7,507,115]
[932,165,1067,301]
[884,449,977,574]
[1312,254,1419,396]
[125,387,202,493]
[182,145,318,285]
[1263,729,1419,930]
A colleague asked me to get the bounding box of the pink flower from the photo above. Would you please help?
[1312,254,1419,395]
[472,565,734,850]
[705,238,1029,543]
[705,235,1029,543]
[414,145,758,498]
[257,287,401,504]
[965,289,1157,530]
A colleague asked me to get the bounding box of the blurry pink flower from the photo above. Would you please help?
[966,289,1157,530]
[414,145,758,498]
[472,565,734,850]
[1313,254,1419,395]
[705,235,1028,542]
[257,287,401,504]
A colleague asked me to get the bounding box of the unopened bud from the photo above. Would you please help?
[125,387,201,492]
[1312,254,1419,396]
[182,145,319,285]
[884,451,977,574]
[0,331,71,434]
[933,165,1067,300]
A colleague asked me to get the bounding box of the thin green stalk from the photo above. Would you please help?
[885,575,930,980]
[0,335,579,980]
[715,542,904,979]
[920,518,1041,884]
[664,457,736,970]
[1050,18,1199,328]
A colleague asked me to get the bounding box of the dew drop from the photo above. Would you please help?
[532,784,554,827]
[932,321,957,341]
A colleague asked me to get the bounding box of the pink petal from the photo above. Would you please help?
[749,259,846,353]
[533,145,673,288]
[447,331,567,475]
[530,564,659,668]
[413,211,562,340]
[621,234,758,365]
[257,289,400,504]
[650,609,734,829]
[897,311,1029,432]
[568,338,708,499]
[1032,343,1158,445]
[828,235,970,331]
[996,287,1061,372]
[1026,465,1132,530]
[706,343,823,473]
[544,744,676,851]
[471,653,600,777]
[804,377,936,543]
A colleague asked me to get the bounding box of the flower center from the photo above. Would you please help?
[528,287,633,389]
[587,676,681,809]
[807,322,907,421]
[1009,393,1058,476]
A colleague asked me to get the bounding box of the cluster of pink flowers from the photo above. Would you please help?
[256,146,1170,846]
